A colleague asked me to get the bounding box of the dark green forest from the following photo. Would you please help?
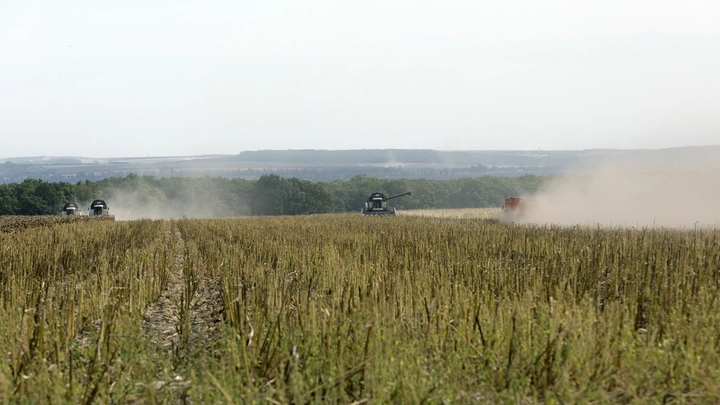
[0,173,546,217]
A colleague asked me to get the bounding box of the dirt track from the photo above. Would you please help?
[142,227,225,369]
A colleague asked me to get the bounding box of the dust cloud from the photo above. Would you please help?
[91,190,248,221]
[107,193,210,220]
[515,150,720,229]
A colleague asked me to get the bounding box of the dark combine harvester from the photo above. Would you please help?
[361,191,411,216]
[89,200,110,216]
[61,202,80,216]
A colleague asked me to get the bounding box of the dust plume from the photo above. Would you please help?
[105,191,229,220]
[85,180,249,220]
[515,150,720,228]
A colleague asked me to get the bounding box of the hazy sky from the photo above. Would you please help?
[2,0,719,158]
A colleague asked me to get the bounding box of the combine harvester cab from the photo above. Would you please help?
[361,191,411,216]
[89,199,111,216]
[61,202,80,216]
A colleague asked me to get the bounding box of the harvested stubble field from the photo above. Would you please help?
[1,213,720,404]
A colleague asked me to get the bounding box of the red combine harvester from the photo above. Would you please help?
[501,197,533,219]
[503,197,523,211]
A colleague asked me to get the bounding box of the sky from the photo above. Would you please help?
[1,0,719,158]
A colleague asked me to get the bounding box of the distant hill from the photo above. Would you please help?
[232,149,582,166]
[2,147,718,184]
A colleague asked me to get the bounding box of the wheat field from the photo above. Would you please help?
[1,213,719,403]
[399,207,501,220]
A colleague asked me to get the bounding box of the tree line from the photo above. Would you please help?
[0,173,546,216]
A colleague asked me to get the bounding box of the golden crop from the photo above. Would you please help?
[0,215,114,233]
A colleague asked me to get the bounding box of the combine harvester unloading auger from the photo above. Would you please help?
[361,191,411,216]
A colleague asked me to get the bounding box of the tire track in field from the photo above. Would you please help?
[141,224,224,366]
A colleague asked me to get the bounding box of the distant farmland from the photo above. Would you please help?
[8,146,719,183]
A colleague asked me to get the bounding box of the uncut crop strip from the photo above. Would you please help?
[399,207,500,219]
[0,215,115,233]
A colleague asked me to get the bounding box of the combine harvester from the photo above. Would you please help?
[88,199,115,219]
[361,191,411,216]
[61,202,81,216]
[500,196,533,221]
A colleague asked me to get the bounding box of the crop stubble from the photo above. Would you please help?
[1,213,719,403]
